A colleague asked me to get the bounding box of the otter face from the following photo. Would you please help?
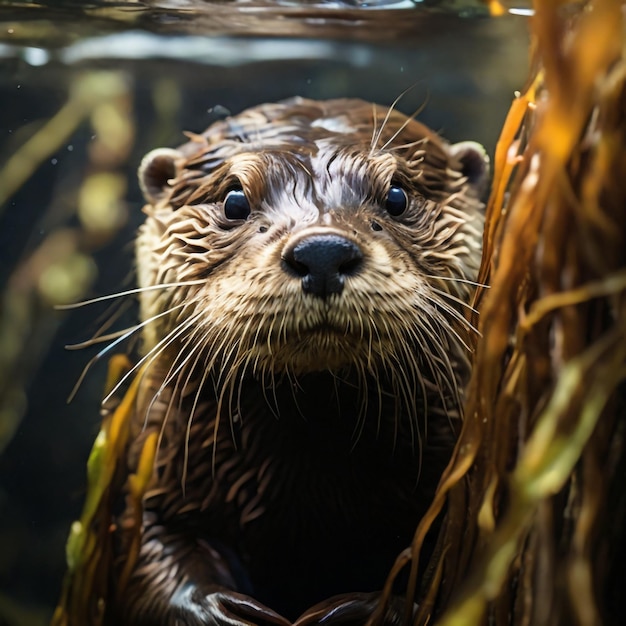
[136,98,488,406]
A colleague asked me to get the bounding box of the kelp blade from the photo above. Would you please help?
[52,356,153,626]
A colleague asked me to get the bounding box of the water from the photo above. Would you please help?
[0,1,529,623]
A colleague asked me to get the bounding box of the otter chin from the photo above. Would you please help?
[107,97,488,625]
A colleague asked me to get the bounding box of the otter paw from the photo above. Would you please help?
[172,587,291,626]
[293,593,412,626]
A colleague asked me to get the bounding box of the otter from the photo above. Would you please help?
[104,97,488,625]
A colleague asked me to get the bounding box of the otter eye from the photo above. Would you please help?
[385,186,408,217]
[224,188,251,220]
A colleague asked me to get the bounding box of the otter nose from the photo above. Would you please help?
[283,234,363,298]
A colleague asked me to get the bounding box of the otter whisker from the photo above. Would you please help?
[369,84,418,155]
[200,326,237,397]
[265,312,279,359]
[154,342,200,463]
[225,351,248,431]
[386,329,421,456]
[287,371,309,424]
[395,324,429,450]
[182,356,212,495]
[278,307,290,350]
[379,98,429,153]
[362,361,378,444]
[260,361,280,421]
[88,297,134,346]
[158,317,211,404]
[435,311,474,356]
[67,332,130,403]
[370,102,378,155]
[212,332,244,391]
[399,341,426,447]
[385,137,428,154]
[152,315,212,409]
[424,274,490,289]
[141,313,212,437]
[68,295,192,360]
[235,350,258,429]
[255,363,278,420]
[406,316,458,414]
[420,300,474,356]
[144,315,207,398]
[385,363,402,456]
[364,315,388,444]
[101,299,204,405]
[56,280,206,310]
[420,311,464,389]
[211,350,248,476]
[375,318,408,452]
[370,89,408,156]
[429,286,480,315]
[365,313,376,370]
[221,354,251,445]
[424,292,481,337]
[210,383,227,479]
[66,300,193,402]
[66,326,142,350]
[348,361,369,451]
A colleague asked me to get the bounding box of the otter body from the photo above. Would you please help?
[111,98,488,625]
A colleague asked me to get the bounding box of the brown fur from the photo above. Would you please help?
[111,97,487,625]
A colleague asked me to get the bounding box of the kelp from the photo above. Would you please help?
[380,0,626,624]
[51,356,156,626]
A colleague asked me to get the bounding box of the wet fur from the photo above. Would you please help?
[110,97,487,625]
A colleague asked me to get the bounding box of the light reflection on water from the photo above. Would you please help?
[0,0,535,46]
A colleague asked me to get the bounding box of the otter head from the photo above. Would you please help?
[135,97,488,419]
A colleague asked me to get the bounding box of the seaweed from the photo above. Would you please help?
[52,356,157,626]
[377,0,626,624]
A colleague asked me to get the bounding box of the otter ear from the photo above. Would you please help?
[138,148,181,205]
[448,141,490,197]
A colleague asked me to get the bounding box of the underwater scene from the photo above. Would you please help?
[1,1,624,625]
